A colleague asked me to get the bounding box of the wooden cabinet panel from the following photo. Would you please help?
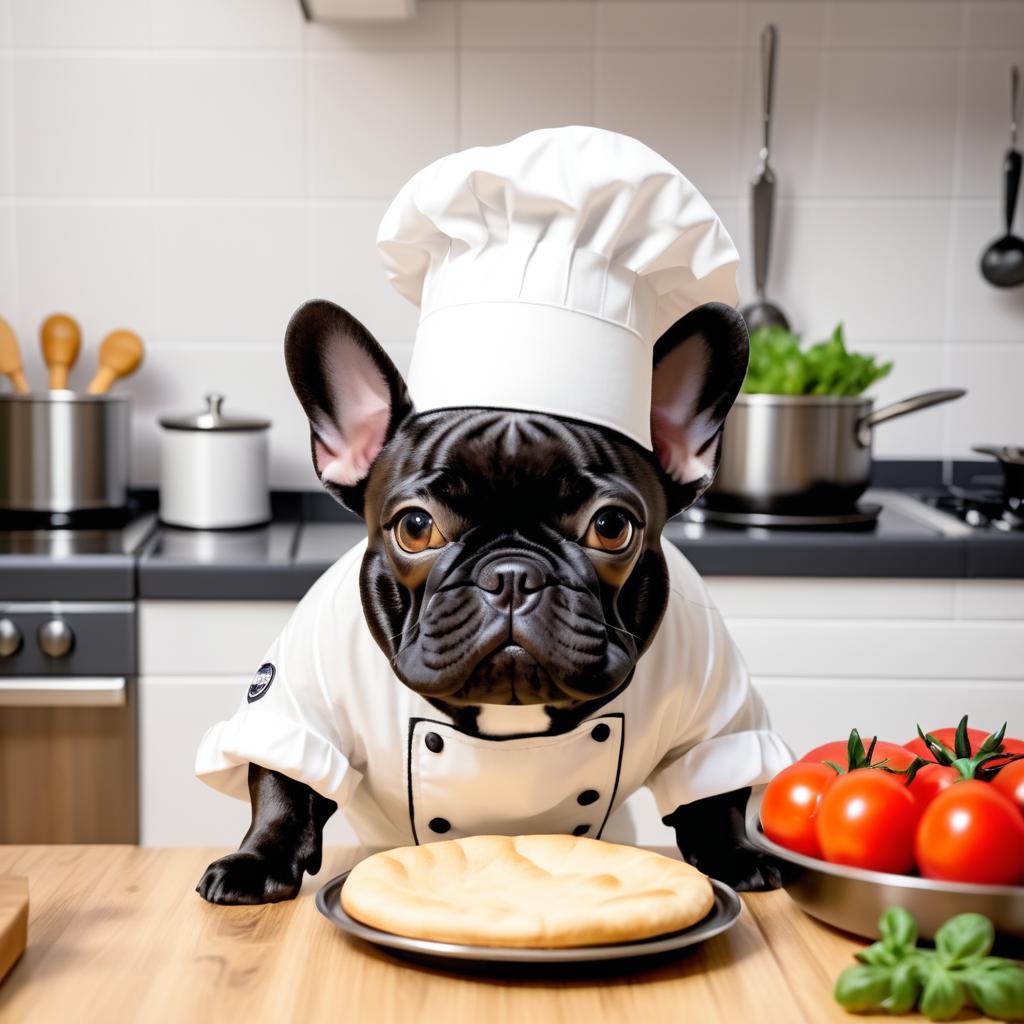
[0,698,138,844]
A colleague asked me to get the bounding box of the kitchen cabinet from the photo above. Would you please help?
[138,576,1024,847]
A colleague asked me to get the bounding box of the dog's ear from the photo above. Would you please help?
[285,299,413,516]
[650,302,749,515]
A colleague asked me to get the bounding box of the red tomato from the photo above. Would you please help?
[915,780,1024,885]
[761,763,836,858]
[801,739,916,772]
[991,760,1024,815]
[904,727,1024,761]
[815,771,919,874]
[907,763,958,809]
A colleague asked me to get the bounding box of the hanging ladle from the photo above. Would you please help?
[740,24,791,332]
[980,65,1024,288]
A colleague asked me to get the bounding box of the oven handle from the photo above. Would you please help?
[0,677,127,707]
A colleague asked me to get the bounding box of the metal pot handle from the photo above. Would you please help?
[856,389,966,447]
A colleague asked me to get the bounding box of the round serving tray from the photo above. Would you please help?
[745,789,1024,949]
[315,869,741,969]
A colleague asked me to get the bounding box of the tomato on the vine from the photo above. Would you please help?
[904,726,992,761]
[815,771,919,874]
[904,719,1023,766]
[991,760,1024,816]
[905,762,958,809]
[801,738,916,772]
[760,762,836,858]
[915,780,1024,885]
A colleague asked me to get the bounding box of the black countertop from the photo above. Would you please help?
[131,489,1024,600]
[3,466,1023,603]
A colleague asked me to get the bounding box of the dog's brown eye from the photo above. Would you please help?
[583,508,634,552]
[394,509,447,553]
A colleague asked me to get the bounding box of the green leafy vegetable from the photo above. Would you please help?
[881,907,919,955]
[919,964,966,1021]
[833,909,1024,1021]
[743,323,892,397]
[936,913,995,968]
[835,964,893,1011]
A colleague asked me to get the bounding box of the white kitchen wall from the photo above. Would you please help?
[0,0,1021,487]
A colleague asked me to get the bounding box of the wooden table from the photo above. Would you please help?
[0,845,916,1024]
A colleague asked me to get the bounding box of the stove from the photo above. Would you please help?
[916,486,1023,532]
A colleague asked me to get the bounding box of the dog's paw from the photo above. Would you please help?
[708,843,784,893]
[196,851,302,905]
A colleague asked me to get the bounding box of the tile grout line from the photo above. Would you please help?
[940,0,970,473]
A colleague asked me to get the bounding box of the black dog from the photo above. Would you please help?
[196,298,781,905]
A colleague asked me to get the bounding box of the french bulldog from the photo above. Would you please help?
[196,298,781,905]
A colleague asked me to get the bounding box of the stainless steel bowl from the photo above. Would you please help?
[0,391,130,513]
[708,390,965,514]
[745,789,1024,947]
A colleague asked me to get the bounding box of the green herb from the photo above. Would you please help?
[833,909,1024,1020]
[743,323,892,397]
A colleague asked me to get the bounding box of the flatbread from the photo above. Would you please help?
[340,834,715,948]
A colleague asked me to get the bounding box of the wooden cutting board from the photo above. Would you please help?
[0,876,27,985]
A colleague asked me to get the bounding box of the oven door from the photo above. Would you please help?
[0,676,138,843]
[0,602,138,844]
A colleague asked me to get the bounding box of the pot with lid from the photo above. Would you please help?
[158,393,270,529]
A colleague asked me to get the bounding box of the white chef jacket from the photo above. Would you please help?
[195,539,792,848]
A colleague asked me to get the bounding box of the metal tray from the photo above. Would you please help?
[315,869,741,971]
[746,789,1024,950]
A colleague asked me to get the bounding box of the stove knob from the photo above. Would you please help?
[38,619,74,658]
[0,618,22,658]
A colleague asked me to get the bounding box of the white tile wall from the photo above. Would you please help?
[0,0,1021,485]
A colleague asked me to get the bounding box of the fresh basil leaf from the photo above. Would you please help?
[962,962,1024,1021]
[919,966,965,1021]
[879,907,918,952]
[935,913,994,966]
[881,958,922,1015]
[834,964,892,1012]
[856,942,899,967]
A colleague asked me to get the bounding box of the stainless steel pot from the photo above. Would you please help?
[0,392,130,513]
[707,389,965,514]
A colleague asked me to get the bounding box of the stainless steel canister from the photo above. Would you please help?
[0,392,130,513]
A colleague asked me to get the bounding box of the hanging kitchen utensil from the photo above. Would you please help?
[740,24,791,332]
[980,65,1024,288]
[40,313,81,391]
[87,329,144,394]
[0,317,29,395]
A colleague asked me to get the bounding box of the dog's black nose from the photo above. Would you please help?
[475,555,546,612]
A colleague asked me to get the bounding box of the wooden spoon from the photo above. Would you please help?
[87,329,144,394]
[0,317,30,394]
[40,313,81,390]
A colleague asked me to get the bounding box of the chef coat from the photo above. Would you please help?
[195,539,792,848]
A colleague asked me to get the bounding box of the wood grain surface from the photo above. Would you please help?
[0,704,138,844]
[0,876,27,985]
[0,845,921,1024]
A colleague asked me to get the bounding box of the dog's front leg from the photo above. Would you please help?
[196,764,337,905]
[662,787,782,892]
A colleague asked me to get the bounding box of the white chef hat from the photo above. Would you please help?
[377,126,739,449]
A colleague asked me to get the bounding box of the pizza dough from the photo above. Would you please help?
[340,834,715,948]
